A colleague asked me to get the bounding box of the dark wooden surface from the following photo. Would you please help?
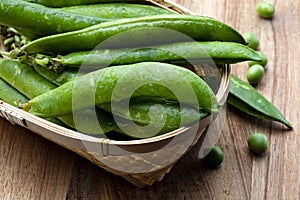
[1,0,299,199]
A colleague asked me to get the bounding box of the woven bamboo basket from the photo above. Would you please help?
[0,0,231,187]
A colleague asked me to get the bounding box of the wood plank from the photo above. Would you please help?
[0,118,74,199]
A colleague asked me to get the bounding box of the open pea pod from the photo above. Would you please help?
[228,74,292,129]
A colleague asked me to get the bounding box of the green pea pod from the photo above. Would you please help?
[22,14,246,54]
[0,57,117,135]
[23,0,141,7]
[228,74,292,129]
[31,62,78,86]
[99,97,208,138]
[100,97,208,125]
[0,76,67,127]
[0,58,57,99]
[33,42,262,71]
[61,3,173,19]
[0,78,28,106]
[14,28,38,41]
[23,62,218,117]
[0,0,108,37]
[30,64,209,138]
[58,107,117,136]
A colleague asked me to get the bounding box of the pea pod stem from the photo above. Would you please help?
[228,74,292,129]
[0,51,11,57]
[0,26,32,51]
[32,41,262,71]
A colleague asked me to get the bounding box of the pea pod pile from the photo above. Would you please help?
[0,0,292,140]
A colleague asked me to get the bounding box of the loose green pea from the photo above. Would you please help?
[256,1,275,19]
[243,32,259,50]
[247,133,268,154]
[247,64,265,84]
[248,51,268,67]
[203,146,224,168]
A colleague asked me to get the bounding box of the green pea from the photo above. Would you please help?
[243,32,259,50]
[247,133,268,154]
[247,64,265,84]
[203,146,224,168]
[248,51,268,67]
[256,1,275,19]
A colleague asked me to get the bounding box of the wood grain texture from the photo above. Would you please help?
[0,118,75,200]
[0,0,299,199]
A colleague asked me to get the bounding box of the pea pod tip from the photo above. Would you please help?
[285,122,293,130]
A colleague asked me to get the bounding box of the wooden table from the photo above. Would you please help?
[0,0,299,199]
